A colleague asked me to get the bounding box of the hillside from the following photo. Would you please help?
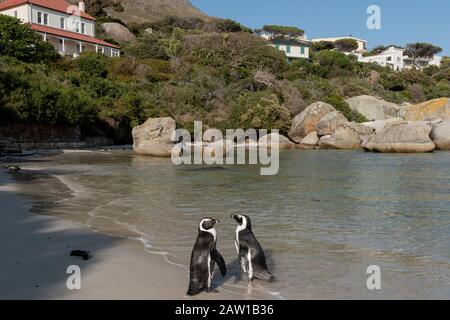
[67,0,210,24]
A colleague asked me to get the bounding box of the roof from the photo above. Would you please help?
[0,0,96,20]
[31,23,120,48]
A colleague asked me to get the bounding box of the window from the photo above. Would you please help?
[387,56,392,61]
[14,11,18,18]
[38,12,48,25]
[300,46,305,54]
[76,22,80,33]
[286,45,291,53]
[60,18,65,29]
[81,23,85,34]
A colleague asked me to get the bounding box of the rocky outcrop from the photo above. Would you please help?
[101,23,136,43]
[132,117,176,157]
[299,131,319,149]
[318,122,373,150]
[316,111,348,136]
[288,102,336,143]
[258,133,295,150]
[405,98,450,121]
[346,95,400,121]
[362,121,435,153]
[362,118,404,134]
[431,118,450,150]
[367,70,381,85]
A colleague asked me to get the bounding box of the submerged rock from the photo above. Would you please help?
[362,121,435,153]
[132,117,176,157]
[288,102,336,143]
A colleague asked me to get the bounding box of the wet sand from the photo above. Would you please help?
[0,168,267,300]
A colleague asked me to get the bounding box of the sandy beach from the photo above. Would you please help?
[0,167,266,300]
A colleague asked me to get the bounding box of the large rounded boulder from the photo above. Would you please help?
[319,122,373,150]
[431,118,450,150]
[258,133,295,150]
[316,111,348,136]
[346,95,400,121]
[362,121,435,153]
[101,23,136,43]
[288,102,336,143]
[132,117,176,157]
[405,98,450,121]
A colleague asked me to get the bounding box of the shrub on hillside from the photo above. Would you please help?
[76,52,108,78]
[324,94,368,123]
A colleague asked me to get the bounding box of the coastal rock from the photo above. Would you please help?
[101,23,136,43]
[299,131,319,149]
[288,102,336,143]
[346,95,400,121]
[431,118,450,150]
[132,117,176,157]
[362,121,435,153]
[258,133,295,150]
[319,123,364,150]
[316,111,348,136]
[405,98,450,121]
[367,70,381,85]
[362,118,404,134]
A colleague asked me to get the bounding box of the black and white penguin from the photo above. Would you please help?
[231,214,274,282]
[187,218,227,296]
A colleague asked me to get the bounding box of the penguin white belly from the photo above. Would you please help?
[207,254,212,288]
[247,250,253,280]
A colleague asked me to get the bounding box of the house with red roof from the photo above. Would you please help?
[0,0,120,57]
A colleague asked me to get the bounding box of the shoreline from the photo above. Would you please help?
[0,166,273,300]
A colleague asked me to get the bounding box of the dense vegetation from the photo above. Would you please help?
[1,14,449,143]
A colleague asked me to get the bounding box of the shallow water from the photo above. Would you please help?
[20,149,450,299]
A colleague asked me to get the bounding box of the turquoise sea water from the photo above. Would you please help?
[24,150,450,299]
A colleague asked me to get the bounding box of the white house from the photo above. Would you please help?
[0,0,120,57]
[311,36,368,53]
[358,46,442,71]
[258,31,310,60]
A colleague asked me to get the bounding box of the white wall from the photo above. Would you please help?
[31,5,94,36]
[0,4,31,23]
[271,43,309,59]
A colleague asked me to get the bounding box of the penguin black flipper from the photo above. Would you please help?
[211,248,226,277]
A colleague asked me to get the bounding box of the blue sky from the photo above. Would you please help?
[191,0,450,55]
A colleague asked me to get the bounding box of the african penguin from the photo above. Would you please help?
[187,218,227,296]
[231,214,274,282]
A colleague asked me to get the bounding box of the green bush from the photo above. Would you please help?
[76,52,108,78]
[324,94,368,123]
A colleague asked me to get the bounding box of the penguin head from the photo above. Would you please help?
[199,217,219,232]
[231,214,251,230]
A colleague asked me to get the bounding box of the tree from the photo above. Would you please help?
[334,38,358,52]
[0,15,59,63]
[260,25,304,40]
[405,42,442,68]
[216,19,252,33]
[312,41,335,52]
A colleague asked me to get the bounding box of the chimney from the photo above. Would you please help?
[79,1,85,12]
